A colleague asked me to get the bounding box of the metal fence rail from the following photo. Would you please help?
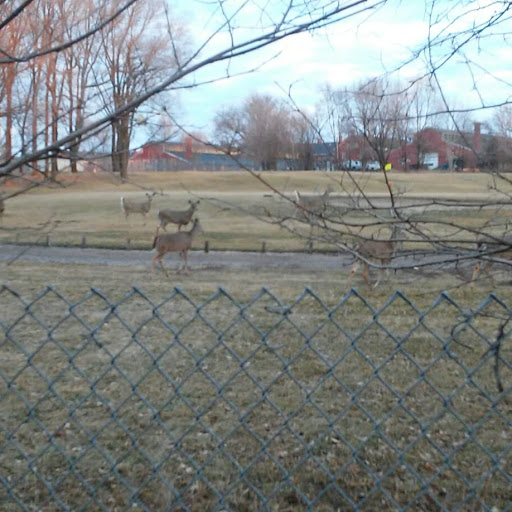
[1,285,511,511]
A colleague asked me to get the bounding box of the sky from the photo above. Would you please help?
[168,0,512,139]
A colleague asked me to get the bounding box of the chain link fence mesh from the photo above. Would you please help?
[1,284,511,511]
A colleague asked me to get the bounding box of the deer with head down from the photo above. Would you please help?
[151,218,203,276]
[120,192,156,223]
[158,199,200,231]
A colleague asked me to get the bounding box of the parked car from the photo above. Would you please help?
[342,160,362,170]
[365,161,380,171]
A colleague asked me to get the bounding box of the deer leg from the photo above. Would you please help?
[158,256,169,277]
[152,253,164,276]
[176,250,185,273]
[152,252,168,277]
[362,263,371,287]
[471,263,480,283]
[374,261,388,288]
[348,260,361,289]
[471,261,485,286]
[181,250,189,274]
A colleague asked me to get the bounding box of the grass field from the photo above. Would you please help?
[1,170,510,252]
[2,261,512,511]
[1,170,511,511]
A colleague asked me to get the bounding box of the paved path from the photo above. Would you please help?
[0,243,470,275]
[0,244,351,271]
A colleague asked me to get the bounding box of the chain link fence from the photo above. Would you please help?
[1,285,511,511]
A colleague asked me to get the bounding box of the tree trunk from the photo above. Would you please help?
[111,114,131,179]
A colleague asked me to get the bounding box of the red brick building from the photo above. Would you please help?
[338,123,485,171]
[387,125,481,171]
[129,138,250,171]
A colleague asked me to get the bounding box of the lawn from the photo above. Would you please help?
[1,170,509,252]
[1,170,511,511]
[1,260,511,511]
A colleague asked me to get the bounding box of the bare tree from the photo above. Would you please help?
[214,94,296,170]
[96,0,178,178]
[0,4,25,161]
[489,106,512,170]
[344,78,405,170]
[1,0,384,181]
[60,0,103,173]
[287,113,319,170]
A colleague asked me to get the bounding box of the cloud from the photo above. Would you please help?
[173,0,512,135]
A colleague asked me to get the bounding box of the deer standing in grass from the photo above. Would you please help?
[120,192,156,223]
[348,224,403,289]
[158,199,200,231]
[294,185,333,241]
[151,218,203,276]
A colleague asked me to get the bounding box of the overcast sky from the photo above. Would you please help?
[169,1,512,139]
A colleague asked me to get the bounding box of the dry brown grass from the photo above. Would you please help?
[1,170,509,252]
[1,261,511,511]
[2,170,511,510]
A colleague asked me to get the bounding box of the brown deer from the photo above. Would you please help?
[158,199,200,231]
[120,192,156,223]
[151,218,203,276]
[294,186,333,242]
[348,225,402,289]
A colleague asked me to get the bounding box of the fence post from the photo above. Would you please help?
[46,235,50,247]
[81,236,87,248]
[204,240,209,253]
[261,241,266,253]
[126,238,131,249]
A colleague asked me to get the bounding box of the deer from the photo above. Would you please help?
[120,192,156,223]
[293,185,333,219]
[347,224,403,289]
[471,235,512,285]
[158,199,200,231]
[151,218,203,276]
[294,185,333,241]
